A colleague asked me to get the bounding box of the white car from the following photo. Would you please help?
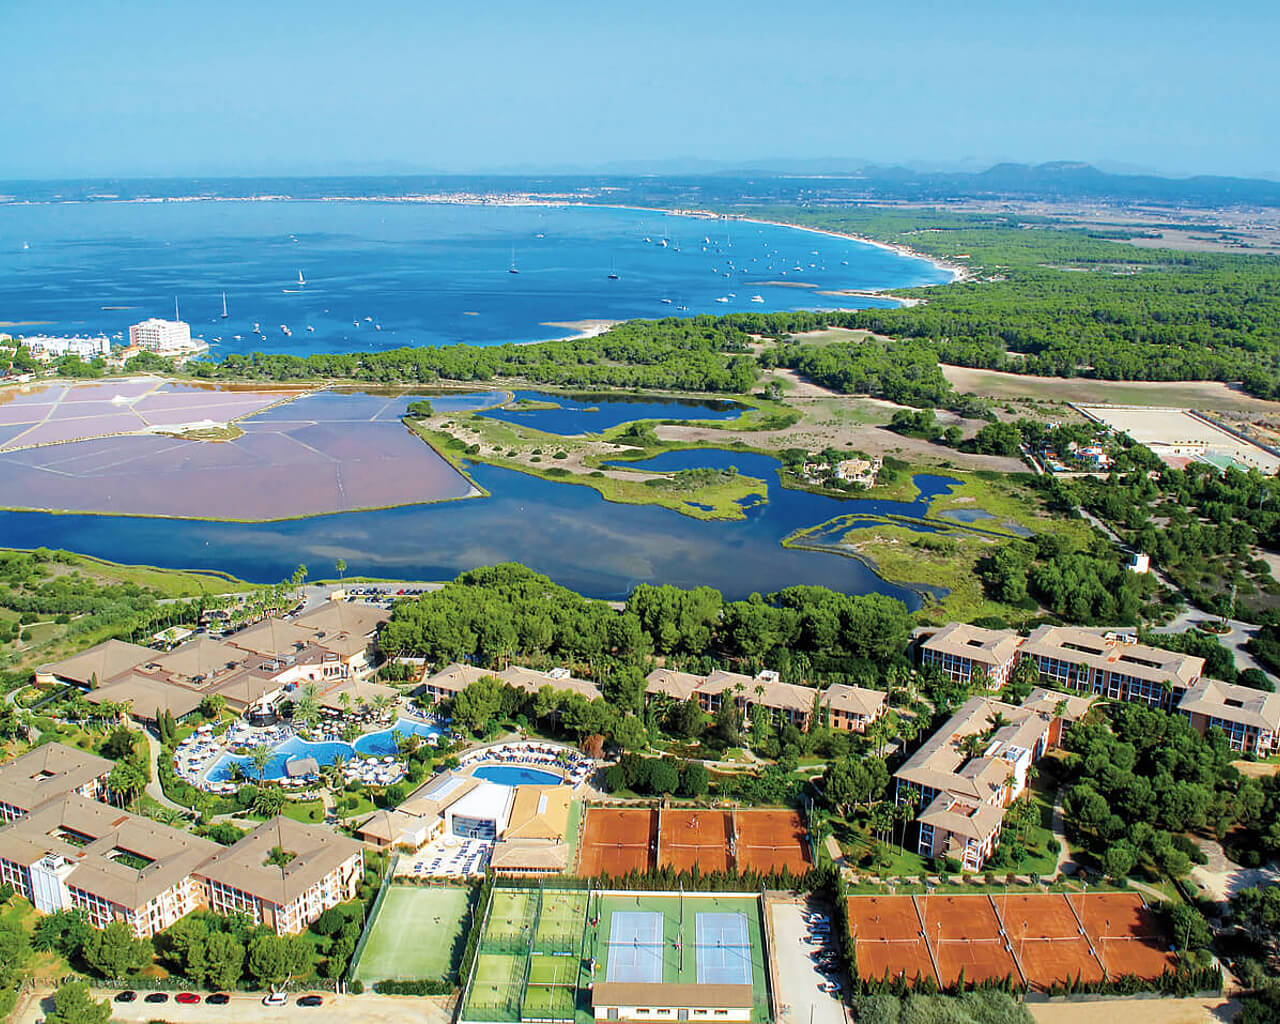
[262,992,288,1006]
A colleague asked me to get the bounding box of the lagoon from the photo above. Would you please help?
[0,444,965,604]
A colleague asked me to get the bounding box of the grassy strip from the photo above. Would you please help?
[408,416,770,521]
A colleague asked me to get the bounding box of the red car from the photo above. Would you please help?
[176,992,201,1004]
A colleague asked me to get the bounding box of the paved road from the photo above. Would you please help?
[14,989,453,1024]
[769,897,846,1024]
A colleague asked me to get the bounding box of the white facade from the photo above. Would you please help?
[21,335,111,359]
[129,318,194,353]
[29,854,74,915]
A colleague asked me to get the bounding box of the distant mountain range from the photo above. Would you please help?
[811,161,1280,206]
[5,161,1280,209]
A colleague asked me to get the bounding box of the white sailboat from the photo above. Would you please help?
[220,292,228,319]
[298,270,306,286]
[509,247,519,274]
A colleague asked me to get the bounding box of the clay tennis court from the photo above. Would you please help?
[658,808,733,873]
[577,807,656,876]
[847,895,934,985]
[918,894,1019,987]
[996,893,1104,990]
[1073,892,1175,980]
[734,809,813,875]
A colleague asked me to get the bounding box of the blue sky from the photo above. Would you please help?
[4,0,1277,180]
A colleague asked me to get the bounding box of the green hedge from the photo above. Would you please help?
[372,978,454,996]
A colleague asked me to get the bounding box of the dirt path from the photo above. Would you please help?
[942,365,1280,413]
[1028,996,1239,1024]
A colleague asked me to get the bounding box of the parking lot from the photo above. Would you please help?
[768,897,846,1024]
[15,989,453,1024]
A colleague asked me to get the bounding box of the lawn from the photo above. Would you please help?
[354,884,473,983]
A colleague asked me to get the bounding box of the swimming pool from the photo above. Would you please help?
[354,717,445,758]
[205,717,444,783]
[471,765,564,787]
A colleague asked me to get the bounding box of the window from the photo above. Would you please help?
[679,1011,689,1021]
[715,1012,729,1017]
[607,1010,619,1021]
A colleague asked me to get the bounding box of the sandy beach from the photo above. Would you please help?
[539,319,621,342]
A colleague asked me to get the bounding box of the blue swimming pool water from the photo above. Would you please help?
[354,717,445,758]
[472,765,564,787]
[205,717,443,782]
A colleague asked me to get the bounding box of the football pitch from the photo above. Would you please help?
[354,885,473,983]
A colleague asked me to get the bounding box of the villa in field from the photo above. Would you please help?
[35,598,390,725]
[644,667,886,733]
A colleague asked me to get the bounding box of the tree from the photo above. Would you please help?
[107,759,146,812]
[247,931,309,988]
[666,700,708,740]
[253,786,286,818]
[647,758,681,795]
[249,744,275,783]
[610,715,649,752]
[452,677,505,734]
[679,761,710,797]
[33,909,92,959]
[82,921,152,978]
[202,930,246,991]
[1101,841,1137,881]
[45,981,110,1024]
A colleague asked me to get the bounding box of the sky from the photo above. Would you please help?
[4,0,1278,181]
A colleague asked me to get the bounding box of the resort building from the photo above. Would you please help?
[418,663,602,705]
[919,623,1023,690]
[822,683,888,733]
[0,744,117,823]
[645,668,885,733]
[1020,686,1096,747]
[196,816,364,936]
[40,598,389,725]
[489,786,572,875]
[591,984,754,1024]
[0,795,219,938]
[353,809,436,851]
[128,317,195,354]
[18,335,111,360]
[1178,677,1280,756]
[894,697,1057,871]
[35,639,154,690]
[1019,625,1204,710]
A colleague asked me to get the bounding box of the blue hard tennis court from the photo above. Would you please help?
[695,912,752,985]
[605,911,664,984]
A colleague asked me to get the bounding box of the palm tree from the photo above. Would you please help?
[959,734,986,760]
[249,744,274,783]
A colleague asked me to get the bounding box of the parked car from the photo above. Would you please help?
[263,992,288,1006]
[145,992,170,1003]
[207,993,231,1005]
[176,992,201,1004]
[114,991,137,1003]
[297,995,324,1007]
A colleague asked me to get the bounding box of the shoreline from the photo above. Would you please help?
[538,318,622,343]
[5,191,966,305]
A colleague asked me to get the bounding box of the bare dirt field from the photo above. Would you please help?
[943,365,1280,413]
[656,382,1026,474]
[1028,996,1240,1024]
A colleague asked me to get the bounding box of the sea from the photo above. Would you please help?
[0,179,959,599]
[0,182,950,354]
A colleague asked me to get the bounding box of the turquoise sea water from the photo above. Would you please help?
[0,199,948,354]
